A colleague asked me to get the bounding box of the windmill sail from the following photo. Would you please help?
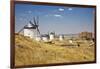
[33,17,40,35]
[29,21,35,27]
[18,17,41,36]
[36,27,40,35]
[36,16,39,25]
[33,17,37,25]
[18,25,27,33]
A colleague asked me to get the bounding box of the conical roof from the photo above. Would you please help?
[24,23,36,29]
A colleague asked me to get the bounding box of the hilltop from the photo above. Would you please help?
[15,34,95,66]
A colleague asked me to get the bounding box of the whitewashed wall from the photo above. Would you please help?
[24,29,35,38]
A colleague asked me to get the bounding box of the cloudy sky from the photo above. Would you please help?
[15,4,95,34]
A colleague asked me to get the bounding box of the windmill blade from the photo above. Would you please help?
[29,21,35,26]
[29,21,32,24]
[18,25,27,33]
[36,16,39,26]
[18,27,24,33]
[33,17,37,25]
[36,27,40,35]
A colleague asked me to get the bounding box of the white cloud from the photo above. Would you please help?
[58,8,64,11]
[68,8,72,11]
[45,14,62,18]
[54,14,62,17]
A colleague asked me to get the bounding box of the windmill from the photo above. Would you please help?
[18,17,40,39]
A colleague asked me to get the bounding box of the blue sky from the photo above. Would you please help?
[15,4,95,34]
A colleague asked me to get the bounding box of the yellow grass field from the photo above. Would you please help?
[15,34,95,66]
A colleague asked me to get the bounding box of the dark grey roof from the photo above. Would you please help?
[24,22,37,29]
[24,26,36,29]
[41,34,49,37]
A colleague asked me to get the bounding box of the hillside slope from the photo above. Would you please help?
[15,34,95,66]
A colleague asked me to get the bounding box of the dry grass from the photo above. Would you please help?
[15,34,95,66]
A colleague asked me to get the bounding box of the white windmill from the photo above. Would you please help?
[18,17,41,39]
[49,32,55,41]
[59,35,64,41]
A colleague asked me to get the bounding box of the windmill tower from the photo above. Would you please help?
[49,32,55,41]
[59,35,64,41]
[18,17,40,39]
